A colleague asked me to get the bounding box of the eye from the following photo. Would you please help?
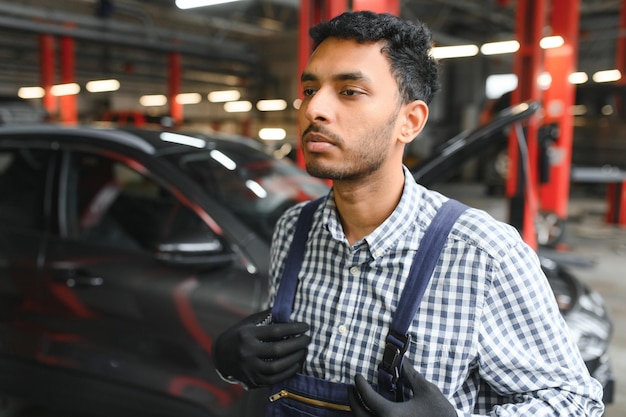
[303,88,316,97]
[340,89,363,97]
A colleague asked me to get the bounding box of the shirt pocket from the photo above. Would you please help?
[408,337,472,390]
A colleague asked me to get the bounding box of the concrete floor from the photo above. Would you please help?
[436,182,625,416]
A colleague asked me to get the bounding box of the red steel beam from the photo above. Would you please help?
[507,0,547,249]
[169,52,183,127]
[39,34,56,117]
[59,35,77,125]
[539,0,579,222]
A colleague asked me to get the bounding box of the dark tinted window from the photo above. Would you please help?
[65,151,218,251]
[0,147,48,229]
[177,141,328,241]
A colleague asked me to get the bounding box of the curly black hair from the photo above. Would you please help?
[309,11,440,105]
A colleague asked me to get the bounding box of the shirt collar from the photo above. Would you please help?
[322,166,422,258]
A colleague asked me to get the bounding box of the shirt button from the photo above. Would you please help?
[349,266,359,275]
[338,325,347,334]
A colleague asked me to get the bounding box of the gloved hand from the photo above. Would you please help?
[213,308,311,388]
[348,360,456,417]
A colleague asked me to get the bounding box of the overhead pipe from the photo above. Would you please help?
[0,3,257,64]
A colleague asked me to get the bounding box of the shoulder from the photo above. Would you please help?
[418,187,529,261]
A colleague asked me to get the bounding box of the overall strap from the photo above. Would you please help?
[378,199,468,400]
[271,197,325,324]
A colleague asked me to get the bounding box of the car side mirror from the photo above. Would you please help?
[155,231,234,270]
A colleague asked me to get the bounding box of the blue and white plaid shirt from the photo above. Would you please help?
[269,167,604,416]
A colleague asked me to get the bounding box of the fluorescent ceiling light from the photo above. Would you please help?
[160,132,206,148]
[224,100,252,113]
[176,0,240,9]
[18,86,45,99]
[540,36,564,49]
[176,92,202,104]
[51,83,80,96]
[480,40,520,55]
[292,98,302,110]
[431,45,479,59]
[86,79,120,93]
[568,72,588,84]
[140,94,167,106]
[485,74,517,99]
[256,99,287,111]
[538,72,552,90]
[259,128,286,141]
[592,69,622,83]
[208,90,240,103]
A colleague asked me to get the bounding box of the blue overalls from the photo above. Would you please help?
[266,198,467,416]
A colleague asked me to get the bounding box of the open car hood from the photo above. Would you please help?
[412,101,541,187]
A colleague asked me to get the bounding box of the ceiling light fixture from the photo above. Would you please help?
[540,36,565,49]
[176,93,202,104]
[259,128,286,141]
[17,86,45,99]
[431,44,479,60]
[224,100,252,113]
[592,69,622,83]
[480,40,520,55]
[208,90,240,103]
[86,79,120,93]
[51,83,81,96]
[256,99,287,111]
[568,72,588,84]
[140,94,167,106]
[176,0,241,10]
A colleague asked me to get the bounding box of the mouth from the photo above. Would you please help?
[303,132,336,153]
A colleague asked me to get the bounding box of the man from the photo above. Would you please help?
[214,10,605,416]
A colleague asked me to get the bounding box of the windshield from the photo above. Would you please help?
[176,140,329,241]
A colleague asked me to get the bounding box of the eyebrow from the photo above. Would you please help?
[301,71,370,83]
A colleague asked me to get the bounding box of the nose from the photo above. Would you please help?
[301,89,332,124]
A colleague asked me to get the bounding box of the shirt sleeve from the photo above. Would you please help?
[468,239,605,416]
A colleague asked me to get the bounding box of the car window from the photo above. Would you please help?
[65,151,219,252]
[0,147,49,229]
[177,142,329,241]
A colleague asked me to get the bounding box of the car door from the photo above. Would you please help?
[41,144,267,415]
[0,145,52,357]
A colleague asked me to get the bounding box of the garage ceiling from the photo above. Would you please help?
[0,0,623,120]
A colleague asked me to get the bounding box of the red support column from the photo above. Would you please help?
[59,35,77,125]
[539,0,579,222]
[39,34,56,118]
[169,52,183,127]
[507,0,547,250]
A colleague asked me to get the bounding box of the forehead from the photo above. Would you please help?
[303,38,394,82]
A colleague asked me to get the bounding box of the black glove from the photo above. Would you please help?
[348,360,456,417]
[213,308,311,388]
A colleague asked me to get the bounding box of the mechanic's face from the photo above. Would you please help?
[298,38,405,181]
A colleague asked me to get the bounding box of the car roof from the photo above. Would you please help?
[0,123,265,157]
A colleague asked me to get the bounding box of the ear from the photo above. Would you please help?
[398,100,429,145]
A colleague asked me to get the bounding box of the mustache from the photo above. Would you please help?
[301,125,342,144]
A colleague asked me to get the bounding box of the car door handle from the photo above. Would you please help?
[52,268,104,288]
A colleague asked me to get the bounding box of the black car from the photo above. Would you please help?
[0,115,613,417]
[0,125,328,417]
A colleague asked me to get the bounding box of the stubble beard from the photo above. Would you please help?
[303,109,399,181]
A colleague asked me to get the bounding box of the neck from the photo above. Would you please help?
[333,166,405,246]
